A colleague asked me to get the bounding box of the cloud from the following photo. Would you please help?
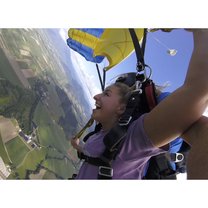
[58,28,68,42]
[69,50,102,107]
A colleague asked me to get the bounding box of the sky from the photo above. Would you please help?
[67,29,193,95]
[64,28,208,117]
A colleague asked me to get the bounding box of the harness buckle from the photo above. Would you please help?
[170,153,184,163]
[99,166,113,178]
[119,116,132,126]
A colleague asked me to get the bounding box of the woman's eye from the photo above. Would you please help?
[103,91,109,96]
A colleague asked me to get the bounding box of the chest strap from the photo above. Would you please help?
[79,153,113,179]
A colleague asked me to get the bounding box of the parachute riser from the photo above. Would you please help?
[96,63,106,91]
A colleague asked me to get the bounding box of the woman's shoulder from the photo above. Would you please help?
[118,113,164,160]
[128,114,147,134]
[127,113,151,145]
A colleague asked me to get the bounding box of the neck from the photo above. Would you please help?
[101,119,117,132]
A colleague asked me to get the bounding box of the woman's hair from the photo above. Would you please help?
[112,82,132,104]
[111,81,169,104]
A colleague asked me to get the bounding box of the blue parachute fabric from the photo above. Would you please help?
[78,28,104,38]
[67,29,105,63]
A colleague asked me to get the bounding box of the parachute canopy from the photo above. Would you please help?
[67,28,144,70]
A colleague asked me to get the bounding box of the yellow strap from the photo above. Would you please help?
[74,118,94,138]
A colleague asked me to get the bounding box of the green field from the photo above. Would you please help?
[16,148,47,179]
[0,48,23,87]
[43,157,74,179]
[0,133,11,164]
[47,147,64,158]
[0,29,82,179]
[0,96,11,105]
[33,102,76,179]
[0,79,37,134]
[34,102,70,153]
[42,170,57,179]
[45,83,65,122]
[5,136,30,166]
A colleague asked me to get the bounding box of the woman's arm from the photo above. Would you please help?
[144,29,208,147]
[181,116,208,179]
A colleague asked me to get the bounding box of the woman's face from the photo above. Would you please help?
[92,85,125,124]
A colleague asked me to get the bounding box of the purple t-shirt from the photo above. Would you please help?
[76,114,165,179]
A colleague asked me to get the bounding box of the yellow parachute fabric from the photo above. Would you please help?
[68,29,100,50]
[68,29,144,71]
[94,29,144,70]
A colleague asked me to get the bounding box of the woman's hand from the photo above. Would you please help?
[71,137,83,152]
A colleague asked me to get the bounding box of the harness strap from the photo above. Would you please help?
[79,153,113,179]
[143,80,157,111]
[144,154,177,179]
[103,125,128,152]
[79,153,108,166]
[118,91,141,126]
[83,123,102,142]
[175,141,191,173]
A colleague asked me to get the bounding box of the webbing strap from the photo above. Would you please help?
[96,63,105,91]
[79,153,109,166]
[142,29,147,56]
[103,125,127,152]
[79,153,113,179]
[144,81,157,111]
[129,28,146,71]
[118,92,141,126]
[144,154,177,179]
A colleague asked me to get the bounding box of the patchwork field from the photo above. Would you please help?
[0,29,90,179]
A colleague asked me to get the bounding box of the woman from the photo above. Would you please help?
[71,29,208,179]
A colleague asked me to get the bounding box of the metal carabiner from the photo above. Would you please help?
[132,80,143,94]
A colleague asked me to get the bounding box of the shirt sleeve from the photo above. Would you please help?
[118,113,165,162]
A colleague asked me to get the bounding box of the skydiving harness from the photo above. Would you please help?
[78,72,159,179]
[76,29,189,179]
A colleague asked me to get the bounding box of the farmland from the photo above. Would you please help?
[0,29,91,179]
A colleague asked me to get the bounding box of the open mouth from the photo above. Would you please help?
[95,103,101,110]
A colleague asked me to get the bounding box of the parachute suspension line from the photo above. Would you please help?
[102,68,106,90]
[96,63,105,91]
[153,36,170,50]
[150,34,177,56]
